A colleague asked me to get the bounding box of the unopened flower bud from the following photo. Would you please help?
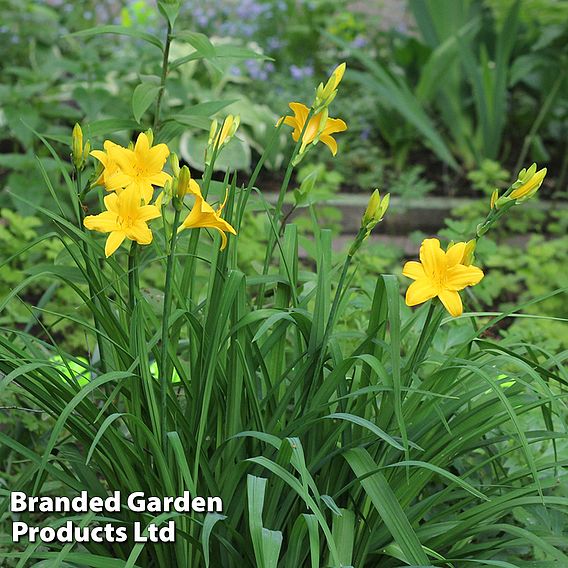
[509,163,547,202]
[313,62,346,111]
[144,128,154,146]
[461,240,476,266]
[72,123,86,170]
[170,152,180,177]
[218,115,239,146]
[206,116,240,164]
[208,119,219,146]
[362,189,389,230]
[177,165,191,199]
[156,179,173,209]
[490,188,499,209]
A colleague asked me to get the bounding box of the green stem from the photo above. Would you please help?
[76,169,108,373]
[159,206,181,447]
[153,22,173,131]
[404,301,439,379]
[235,120,285,231]
[256,110,314,308]
[128,241,139,312]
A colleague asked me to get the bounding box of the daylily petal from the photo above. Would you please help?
[322,117,347,135]
[138,205,162,222]
[90,150,109,166]
[188,179,202,197]
[420,238,445,277]
[215,227,228,250]
[445,265,484,291]
[105,171,131,191]
[105,231,126,257]
[103,193,120,214]
[402,260,426,281]
[282,116,298,129]
[134,132,150,156]
[83,211,120,233]
[446,242,467,268]
[128,221,153,245]
[405,278,438,306]
[289,102,309,124]
[146,143,170,171]
[438,289,463,317]
[147,171,172,188]
[320,134,338,156]
[108,147,136,175]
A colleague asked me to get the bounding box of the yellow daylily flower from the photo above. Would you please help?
[106,132,172,203]
[83,186,161,257]
[280,102,347,156]
[91,140,123,190]
[179,191,236,250]
[510,164,547,202]
[403,238,484,317]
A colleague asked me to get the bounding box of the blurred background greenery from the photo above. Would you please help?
[1,0,567,353]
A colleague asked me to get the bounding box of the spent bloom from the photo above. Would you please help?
[179,191,236,250]
[280,102,347,157]
[83,186,161,257]
[403,238,484,317]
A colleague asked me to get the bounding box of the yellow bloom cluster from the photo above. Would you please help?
[84,131,236,257]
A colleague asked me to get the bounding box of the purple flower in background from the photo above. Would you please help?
[195,9,209,28]
[351,35,368,49]
[267,36,283,51]
[290,64,314,80]
[241,23,256,38]
[245,59,267,81]
[236,0,267,20]
[360,127,371,141]
[290,65,303,80]
[229,65,242,77]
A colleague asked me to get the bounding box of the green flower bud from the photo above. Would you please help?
[170,152,180,177]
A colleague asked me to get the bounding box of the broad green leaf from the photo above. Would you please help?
[69,25,163,50]
[132,83,161,124]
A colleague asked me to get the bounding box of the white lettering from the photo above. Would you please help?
[10,492,28,513]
